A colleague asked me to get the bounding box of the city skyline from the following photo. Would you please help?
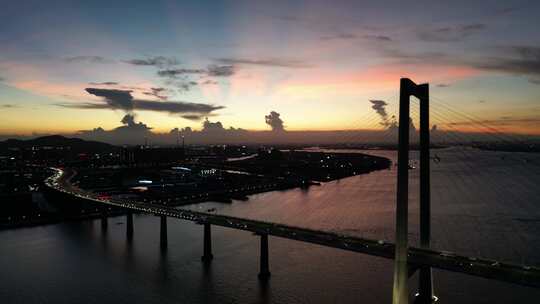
[1,0,540,138]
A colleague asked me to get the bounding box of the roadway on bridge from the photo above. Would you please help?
[45,167,540,288]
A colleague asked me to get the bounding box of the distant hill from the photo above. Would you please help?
[0,135,117,154]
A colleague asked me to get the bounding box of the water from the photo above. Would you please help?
[1,148,539,303]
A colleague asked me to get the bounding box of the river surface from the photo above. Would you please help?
[1,148,539,303]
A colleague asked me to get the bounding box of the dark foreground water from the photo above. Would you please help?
[1,148,539,303]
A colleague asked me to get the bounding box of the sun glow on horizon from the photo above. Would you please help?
[0,0,539,139]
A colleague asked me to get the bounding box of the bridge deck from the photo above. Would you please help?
[46,168,540,288]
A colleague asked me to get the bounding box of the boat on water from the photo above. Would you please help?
[394,161,417,169]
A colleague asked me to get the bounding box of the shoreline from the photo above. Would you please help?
[0,210,128,230]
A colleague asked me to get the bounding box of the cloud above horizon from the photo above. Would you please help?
[89,81,119,86]
[142,87,168,100]
[471,46,540,77]
[157,68,206,77]
[369,100,394,128]
[124,56,179,68]
[65,56,113,64]
[56,88,224,117]
[320,33,357,41]
[154,64,234,93]
[417,23,487,42]
[206,65,235,77]
[215,57,313,68]
[265,111,285,131]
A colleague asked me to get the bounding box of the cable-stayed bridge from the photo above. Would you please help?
[43,78,540,303]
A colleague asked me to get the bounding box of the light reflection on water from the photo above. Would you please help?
[185,148,540,265]
[1,148,539,303]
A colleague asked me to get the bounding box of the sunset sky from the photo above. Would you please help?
[1,0,539,136]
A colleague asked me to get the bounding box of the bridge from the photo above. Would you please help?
[45,167,540,287]
[43,78,540,303]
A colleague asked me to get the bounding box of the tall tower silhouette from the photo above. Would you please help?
[393,78,435,304]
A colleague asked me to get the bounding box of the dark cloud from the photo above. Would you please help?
[379,48,448,64]
[369,100,387,117]
[134,99,222,114]
[201,79,218,85]
[181,114,205,121]
[207,65,235,77]
[215,58,312,68]
[362,34,392,41]
[77,116,252,145]
[369,100,391,127]
[202,118,225,132]
[156,66,234,94]
[77,115,152,145]
[436,83,450,88]
[320,33,357,41]
[172,81,198,93]
[157,68,206,77]
[512,46,540,59]
[157,68,203,93]
[142,87,168,100]
[265,111,285,131]
[495,7,517,15]
[1,104,17,108]
[417,23,486,42]
[65,56,112,64]
[58,88,224,116]
[120,114,151,130]
[374,39,540,80]
[89,81,119,86]
[529,79,540,85]
[472,46,540,76]
[85,88,134,111]
[125,56,179,68]
[160,80,198,93]
[374,42,540,81]
[124,57,217,96]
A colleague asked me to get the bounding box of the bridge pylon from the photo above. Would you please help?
[393,78,436,304]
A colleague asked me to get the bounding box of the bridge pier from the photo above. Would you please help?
[258,233,271,280]
[201,223,213,262]
[415,268,436,304]
[160,215,167,248]
[100,210,108,230]
[126,212,134,240]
